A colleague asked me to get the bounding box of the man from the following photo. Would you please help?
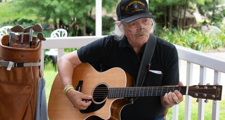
[57,0,183,119]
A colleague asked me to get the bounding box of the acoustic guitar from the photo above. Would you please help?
[48,63,222,120]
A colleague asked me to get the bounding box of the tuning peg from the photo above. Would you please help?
[207,83,210,85]
[196,98,199,102]
[205,99,208,103]
[203,94,207,97]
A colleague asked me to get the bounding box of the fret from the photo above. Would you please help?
[122,88,124,97]
[134,87,137,97]
[161,87,163,96]
[138,87,141,97]
[110,88,112,98]
[113,88,116,98]
[112,88,114,98]
[132,87,134,97]
[142,87,145,97]
[118,88,120,98]
[129,88,132,97]
[115,88,117,97]
[156,87,158,96]
[167,87,168,93]
[108,88,110,98]
[147,87,149,96]
[145,87,148,96]
[158,87,161,96]
[151,87,153,96]
[120,88,122,98]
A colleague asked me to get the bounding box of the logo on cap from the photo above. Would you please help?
[125,1,145,13]
[133,3,139,10]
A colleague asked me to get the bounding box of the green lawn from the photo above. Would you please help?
[44,63,225,119]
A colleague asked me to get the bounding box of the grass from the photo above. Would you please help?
[44,63,225,119]
[44,62,58,105]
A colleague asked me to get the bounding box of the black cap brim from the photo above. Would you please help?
[121,13,155,23]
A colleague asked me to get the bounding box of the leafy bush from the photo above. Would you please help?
[158,27,225,52]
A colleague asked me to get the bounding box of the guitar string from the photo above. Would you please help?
[87,87,183,97]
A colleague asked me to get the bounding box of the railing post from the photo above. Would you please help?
[41,49,45,76]
[172,59,182,120]
[57,48,64,61]
[185,62,193,120]
[212,71,221,120]
[95,0,102,36]
[146,0,149,4]
[198,66,207,120]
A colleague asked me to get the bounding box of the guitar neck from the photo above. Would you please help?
[108,86,187,98]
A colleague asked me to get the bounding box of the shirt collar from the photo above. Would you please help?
[118,36,132,48]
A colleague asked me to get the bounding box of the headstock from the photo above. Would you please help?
[188,85,222,100]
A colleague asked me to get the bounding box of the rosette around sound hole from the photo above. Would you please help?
[93,84,108,103]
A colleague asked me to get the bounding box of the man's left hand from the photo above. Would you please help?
[163,82,184,107]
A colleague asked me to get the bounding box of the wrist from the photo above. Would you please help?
[64,85,75,97]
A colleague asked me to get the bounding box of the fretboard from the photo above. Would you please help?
[107,86,187,98]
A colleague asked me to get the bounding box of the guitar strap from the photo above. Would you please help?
[135,33,157,90]
[131,33,156,102]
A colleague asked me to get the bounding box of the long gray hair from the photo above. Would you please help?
[111,18,156,40]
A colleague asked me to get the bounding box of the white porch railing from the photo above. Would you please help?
[41,0,224,120]
[41,36,225,120]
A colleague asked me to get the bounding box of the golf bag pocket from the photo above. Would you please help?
[0,67,34,120]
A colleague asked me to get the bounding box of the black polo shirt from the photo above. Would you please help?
[77,35,179,120]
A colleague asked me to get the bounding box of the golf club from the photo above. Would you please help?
[10,25,24,45]
[21,26,33,44]
[35,33,46,47]
[8,32,19,47]
[30,24,43,47]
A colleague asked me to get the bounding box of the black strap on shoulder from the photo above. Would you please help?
[136,33,157,87]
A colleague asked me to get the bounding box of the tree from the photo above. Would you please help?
[12,0,118,36]
[197,0,225,27]
[148,0,221,31]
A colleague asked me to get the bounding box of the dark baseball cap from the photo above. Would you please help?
[116,0,155,23]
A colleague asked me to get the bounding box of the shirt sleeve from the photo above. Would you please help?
[161,45,179,85]
[77,38,105,63]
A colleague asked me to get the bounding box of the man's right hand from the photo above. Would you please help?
[66,89,92,110]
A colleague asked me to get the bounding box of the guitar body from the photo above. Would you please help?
[48,63,134,120]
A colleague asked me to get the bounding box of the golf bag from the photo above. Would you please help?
[0,33,43,120]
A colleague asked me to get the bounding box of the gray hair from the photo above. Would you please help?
[111,18,156,41]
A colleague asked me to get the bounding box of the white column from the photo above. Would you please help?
[172,59,181,120]
[95,0,102,36]
[57,48,64,60]
[41,49,45,76]
[198,66,207,120]
[212,71,221,120]
[185,62,193,120]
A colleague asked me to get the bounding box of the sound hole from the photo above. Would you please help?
[93,84,108,103]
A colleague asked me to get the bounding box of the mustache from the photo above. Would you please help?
[134,30,148,37]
